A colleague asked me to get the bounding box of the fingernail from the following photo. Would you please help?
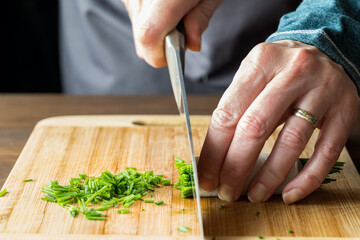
[248,183,268,203]
[283,188,304,204]
[218,183,235,202]
[199,171,215,192]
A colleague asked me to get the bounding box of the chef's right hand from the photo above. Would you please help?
[121,0,223,68]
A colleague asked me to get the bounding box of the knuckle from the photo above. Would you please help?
[279,127,307,149]
[319,143,343,165]
[211,108,240,133]
[288,48,317,77]
[247,42,275,65]
[238,113,267,141]
[303,172,323,188]
[261,164,284,183]
[251,42,274,56]
[221,161,243,179]
[135,23,158,48]
[238,58,267,84]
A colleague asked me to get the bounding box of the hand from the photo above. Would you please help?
[198,40,359,204]
[121,0,223,67]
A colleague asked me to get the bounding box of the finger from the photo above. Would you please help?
[183,0,223,51]
[281,107,356,204]
[247,91,327,202]
[132,0,200,67]
[217,70,306,202]
[198,45,277,192]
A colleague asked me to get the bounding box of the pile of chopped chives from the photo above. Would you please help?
[173,157,195,198]
[41,168,169,220]
[174,157,345,198]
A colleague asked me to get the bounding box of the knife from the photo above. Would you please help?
[165,22,204,239]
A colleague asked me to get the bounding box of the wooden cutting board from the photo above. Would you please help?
[0,115,359,240]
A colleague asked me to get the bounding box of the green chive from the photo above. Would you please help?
[256,211,260,217]
[23,179,33,182]
[155,200,164,205]
[142,209,145,211]
[117,209,130,214]
[218,205,225,209]
[177,225,189,232]
[123,200,135,208]
[287,229,294,234]
[161,180,171,186]
[182,208,185,211]
[0,189,8,197]
[97,206,111,211]
[150,192,154,198]
[258,234,264,239]
[86,216,105,221]
[145,200,154,203]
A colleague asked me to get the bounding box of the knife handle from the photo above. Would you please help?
[176,19,186,38]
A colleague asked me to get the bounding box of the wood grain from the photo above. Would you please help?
[1,115,360,239]
[0,94,359,187]
[0,94,221,188]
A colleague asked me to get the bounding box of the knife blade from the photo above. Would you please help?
[165,23,204,239]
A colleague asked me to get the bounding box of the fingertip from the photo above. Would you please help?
[184,13,202,52]
[218,183,236,202]
[282,188,305,204]
[148,58,167,68]
[198,171,217,192]
[142,49,168,68]
[247,182,268,203]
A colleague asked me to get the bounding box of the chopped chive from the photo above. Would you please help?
[258,234,264,239]
[85,216,105,221]
[97,206,111,211]
[0,189,7,197]
[182,208,185,211]
[117,208,130,214]
[23,179,33,182]
[123,200,135,208]
[177,225,189,232]
[79,173,87,179]
[256,211,260,217]
[144,200,154,203]
[287,229,294,234]
[155,200,164,205]
[150,192,154,198]
[161,180,171,186]
[218,205,225,209]
[41,168,171,221]
[142,209,145,211]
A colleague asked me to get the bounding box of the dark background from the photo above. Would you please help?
[0,0,61,92]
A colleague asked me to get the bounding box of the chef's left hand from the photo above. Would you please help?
[197,40,359,204]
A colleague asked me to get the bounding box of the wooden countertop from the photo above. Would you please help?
[0,94,359,188]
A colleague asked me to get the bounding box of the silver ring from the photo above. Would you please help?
[293,108,317,128]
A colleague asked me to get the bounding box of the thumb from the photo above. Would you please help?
[184,0,223,51]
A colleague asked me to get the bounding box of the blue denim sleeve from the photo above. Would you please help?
[266,0,360,95]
